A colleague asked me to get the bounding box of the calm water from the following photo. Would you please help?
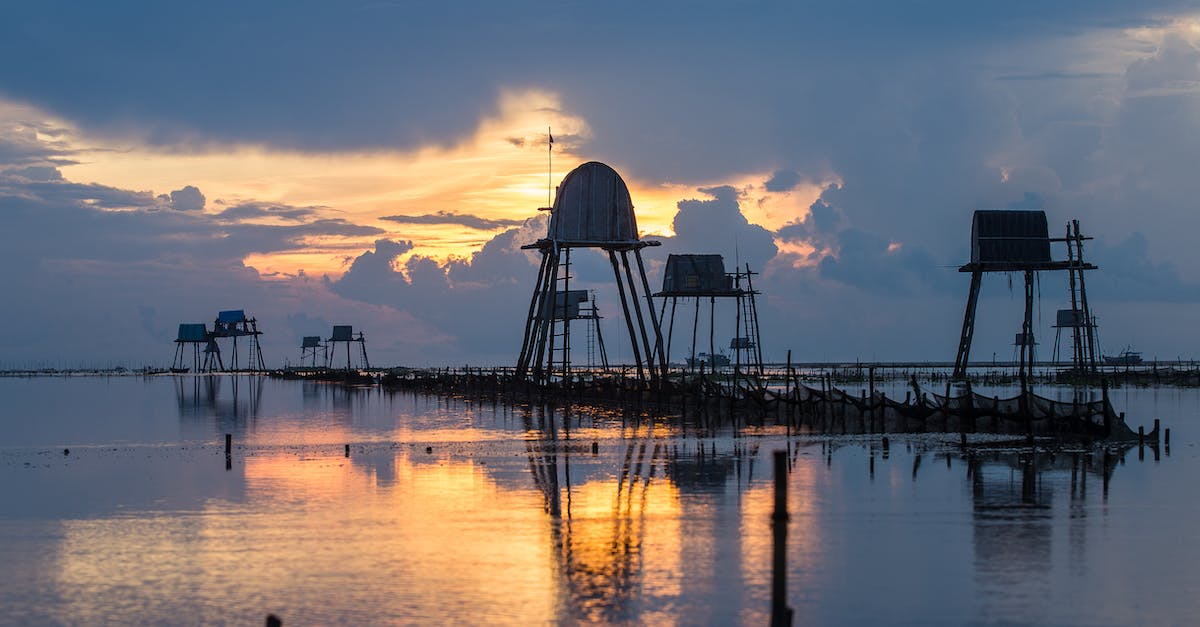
[0,375,1196,625]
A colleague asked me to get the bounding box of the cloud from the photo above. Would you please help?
[4,165,63,182]
[214,201,319,222]
[660,185,778,272]
[381,211,523,231]
[764,170,803,193]
[168,185,205,211]
[1089,232,1200,303]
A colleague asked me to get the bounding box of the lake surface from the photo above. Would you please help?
[0,375,1196,625]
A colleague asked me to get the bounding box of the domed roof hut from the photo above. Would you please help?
[517,161,666,385]
[547,161,639,245]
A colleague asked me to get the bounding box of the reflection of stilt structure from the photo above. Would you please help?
[952,211,1097,392]
[212,309,266,371]
[326,325,369,370]
[300,336,324,368]
[522,406,661,623]
[654,254,763,379]
[172,323,210,372]
[516,162,666,385]
[175,373,263,424]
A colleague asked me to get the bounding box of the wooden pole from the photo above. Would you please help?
[771,450,793,627]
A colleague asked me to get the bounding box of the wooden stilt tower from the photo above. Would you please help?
[516,161,666,386]
[326,325,369,370]
[172,323,210,373]
[212,309,266,372]
[654,254,763,381]
[952,211,1097,390]
[300,336,324,368]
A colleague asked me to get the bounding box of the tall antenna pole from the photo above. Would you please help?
[548,126,554,210]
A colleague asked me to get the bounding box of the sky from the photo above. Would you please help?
[3,1,1200,368]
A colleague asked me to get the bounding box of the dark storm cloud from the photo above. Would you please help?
[0,1,1188,154]
[381,211,523,231]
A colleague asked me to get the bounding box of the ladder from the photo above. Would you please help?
[546,248,573,380]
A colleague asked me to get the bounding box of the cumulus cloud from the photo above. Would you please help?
[169,185,205,211]
[661,185,777,272]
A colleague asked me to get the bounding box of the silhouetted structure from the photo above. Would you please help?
[300,336,324,368]
[1013,331,1037,366]
[173,323,214,372]
[516,162,666,385]
[536,289,610,371]
[211,309,267,371]
[654,254,763,380]
[953,211,1097,390]
[326,325,369,370]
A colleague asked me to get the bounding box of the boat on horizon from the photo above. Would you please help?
[686,352,731,369]
[1103,348,1143,366]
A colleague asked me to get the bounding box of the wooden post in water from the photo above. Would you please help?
[344,444,350,458]
[771,450,793,627]
[225,433,232,470]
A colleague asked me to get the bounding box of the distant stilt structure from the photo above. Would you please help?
[582,291,610,371]
[203,338,224,372]
[172,323,210,373]
[326,325,369,371]
[654,254,763,381]
[516,161,666,386]
[952,211,1097,387]
[300,336,324,368]
[1013,331,1037,369]
[211,309,266,372]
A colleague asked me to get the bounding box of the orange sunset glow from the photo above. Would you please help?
[31,89,835,279]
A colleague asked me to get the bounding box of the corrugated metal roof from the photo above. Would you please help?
[301,336,322,348]
[548,161,639,244]
[970,210,1051,265]
[330,325,354,341]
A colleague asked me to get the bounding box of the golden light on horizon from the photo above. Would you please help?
[9,88,840,281]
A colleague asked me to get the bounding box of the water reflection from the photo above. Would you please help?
[175,374,264,432]
[0,377,1186,624]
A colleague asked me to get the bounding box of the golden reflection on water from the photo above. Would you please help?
[54,450,558,623]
